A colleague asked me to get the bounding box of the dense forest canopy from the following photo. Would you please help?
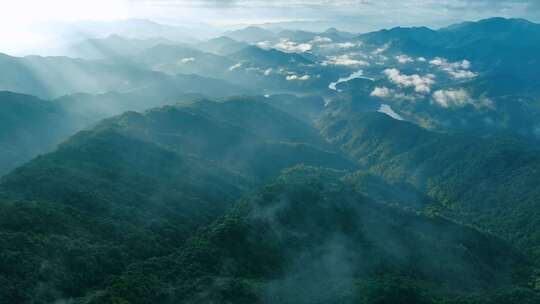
[1,3,540,303]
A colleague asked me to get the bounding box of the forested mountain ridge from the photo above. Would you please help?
[76,167,537,303]
[0,98,358,303]
[0,53,251,99]
[0,91,83,175]
[1,14,540,304]
[91,98,353,180]
[1,96,539,303]
[321,111,540,259]
[0,90,198,176]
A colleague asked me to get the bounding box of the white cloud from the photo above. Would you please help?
[370,86,418,101]
[432,89,471,108]
[430,58,471,70]
[322,54,370,67]
[286,74,311,81]
[264,68,273,76]
[429,57,444,66]
[395,54,414,64]
[433,89,494,108]
[378,104,404,120]
[384,68,435,93]
[448,70,478,79]
[310,36,362,50]
[370,86,393,98]
[429,57,477,79]
[256,41,273,50]
[245,66,261,72]
[179,57,195,63]
[372,42,390,55]
[311,36,333,44]
[229,63,243,71]
[257,38,313,53]
[319,41,363,50]
[274,38,312,53]
[337,41,362,49]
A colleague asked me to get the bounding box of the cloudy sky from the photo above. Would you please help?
[1,0,539,54]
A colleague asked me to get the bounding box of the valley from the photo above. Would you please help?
[0,10,540,304]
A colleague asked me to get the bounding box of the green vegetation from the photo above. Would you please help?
[2,16,540,304]
[55,166,535,303]
[1,96,539,303]
[322,111,540,259]
[0,91,82,175]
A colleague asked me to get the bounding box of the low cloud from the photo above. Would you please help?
[246,66,262,72]
[286,74,311,81]
[433,89,471,107]
[370,86,418,101]
[311,36,333,44]
[322,54,370,67]
[448,69,477,79]
[256,41,273,49]
[275,38,312,53]
[432,89,492,108]
[384,68,435,93]
[309,36,362,50]
[429,57,477,79]
[372,43,390,55]
[256,38,312,53]
[370,86,394,98]
[179,57,195,64]
[319,41,363,50]
[229,62,243,71]
[395,54,414,64]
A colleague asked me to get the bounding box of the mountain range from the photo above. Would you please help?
[1,16,540,304]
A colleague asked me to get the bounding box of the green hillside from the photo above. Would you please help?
[321,112,540,259]
[84,166,536,304]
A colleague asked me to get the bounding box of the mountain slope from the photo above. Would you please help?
[229,46,314,68]
[134,44,235,77]
[67,34,177,59]
[0,90,210,176]
[359,17,540,75]
[439,17,540,48]
[0,97,537,303]
[0,127,248,302]
[89,166,535,304]
[71,18,201,43]
[0,91,83,175]
[94,98,352,179]
[224,26,278,42]
[196,36,249,55]
[0,53,250,99]
[321,112,540,258]
[0,97,359,302]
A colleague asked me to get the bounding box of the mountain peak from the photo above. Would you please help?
[207,36,237,43]
[225,26,277,42]
[443,16,538,32]
[325,27,340,33]
[478,16,532,24]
